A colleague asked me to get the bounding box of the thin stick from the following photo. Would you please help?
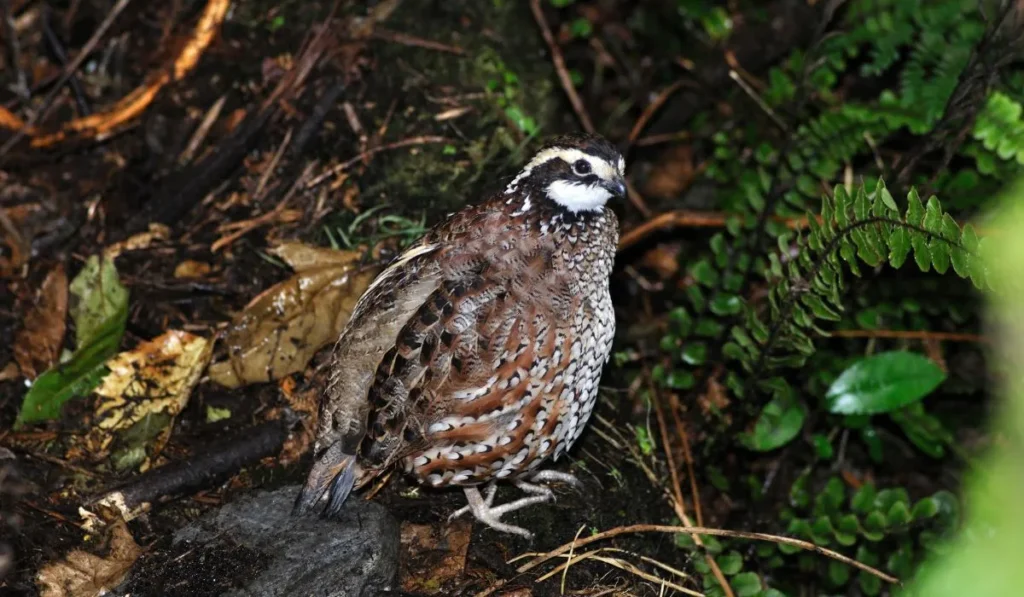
[628,81,685,145]
[0,0,133,154]
[516,524,900,585]
[529,0,595,133]
[306,135,450,188]
[618,210,812,251]
[1,0,28,99]
[652,387,735,597]
[669,393,704,527]
[728,70,788,133]
[373,28,465,55]
[829,329,986,343]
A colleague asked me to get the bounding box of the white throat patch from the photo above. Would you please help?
[545,180,611,212]
[504,147,621,196]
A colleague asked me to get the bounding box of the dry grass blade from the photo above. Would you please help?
[516,524,900,585]
[534,547,702,597]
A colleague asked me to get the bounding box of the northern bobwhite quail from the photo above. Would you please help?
[294,132,625,538]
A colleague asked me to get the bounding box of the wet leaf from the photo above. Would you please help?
[14,264,68,379]
[399,521,471,594]
[37,520,141,597]
[826,351,946,415]
[70,255,130,349]
[79,331,212,471]
[208,243,378,387]
[16,258,128,427]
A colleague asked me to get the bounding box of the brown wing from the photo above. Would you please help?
[360,229,577,485]
[295,202,555,515]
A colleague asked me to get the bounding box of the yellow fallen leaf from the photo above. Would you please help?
[103,223,171,259]
[208,243,378,387]
[173,259,213,278]
[37,520,141,597]
[79,331,212,470]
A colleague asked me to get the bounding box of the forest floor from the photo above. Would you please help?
[0,0,991,596]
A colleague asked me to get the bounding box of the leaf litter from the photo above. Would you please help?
[36,520,141,597]
[71,330,213,471]
[16,256,129,427]
[13,263,68,380]
[208,242,379,387]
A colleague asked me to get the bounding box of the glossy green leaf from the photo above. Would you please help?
[741,400,806,451]
[825,351,946,415]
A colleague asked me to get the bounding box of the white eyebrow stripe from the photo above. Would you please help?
[504,147,617,193]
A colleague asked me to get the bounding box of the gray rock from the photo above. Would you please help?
[118,485,400,597]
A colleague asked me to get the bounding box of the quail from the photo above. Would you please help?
[294,132,625,538]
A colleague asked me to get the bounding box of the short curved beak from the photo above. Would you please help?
[605,177,627,199]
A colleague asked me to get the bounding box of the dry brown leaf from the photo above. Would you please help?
[103,223,171,259]
[173,259,213,279]
[208,243,378,388]
[37,520,141,597]
[14,264,68,379]
[75,331,212,471]
[399,520,472,594]
[643,145,696,200]
[0,361,20,381]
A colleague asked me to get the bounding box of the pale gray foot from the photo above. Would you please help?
[449,482,497,521]
[458,485,554,539]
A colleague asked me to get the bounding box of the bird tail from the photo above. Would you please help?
[293,443,358,518]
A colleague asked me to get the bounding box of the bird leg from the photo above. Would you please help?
[449,482,497,521]
[457,484,554,539]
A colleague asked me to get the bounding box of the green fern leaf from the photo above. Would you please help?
[906,188,925,227]
[889,226,911,269]
[930,239,950,274]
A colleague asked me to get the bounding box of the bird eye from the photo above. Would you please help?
[572,159,592,175]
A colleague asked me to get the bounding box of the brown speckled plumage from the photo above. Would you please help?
[295,133,624,536]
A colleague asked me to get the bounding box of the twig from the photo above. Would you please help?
[0,0,231,153]
[728,70,789,133]
[373,28,465,55]
[85,419,289,523]
[829,329,987,343]
[618,210,811,251]
[306,135,451,188]
[624,178,653,219]
[178,94,228,165]
[529,0,595,133]
[627,81,686,145]
[670,393,705,527]
[42,7,91,116]
[0,0,133,154]
[1,0,28,100]
[651,385,734,597]
[516,524,900,585]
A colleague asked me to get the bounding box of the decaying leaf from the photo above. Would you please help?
[80,331,212,471]
[102,223,171,259]
[399,520,472,595]
[173,259,213,278]
[14,264,68,380]
[16,257,128,427]
[36,520,141,597]
[69,256,129,349]
[208,242,378,387]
